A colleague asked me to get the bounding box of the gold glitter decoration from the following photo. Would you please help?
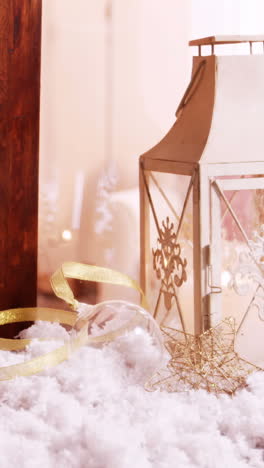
[152,217,187,312]
[146,318,262,395]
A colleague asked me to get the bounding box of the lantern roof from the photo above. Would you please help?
[140,36,264,166]
[189,35,264,46]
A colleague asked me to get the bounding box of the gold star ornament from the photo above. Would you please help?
[146,318,262,395]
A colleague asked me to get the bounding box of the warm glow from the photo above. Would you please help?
[221,270,231,288]
[62,229,72,241]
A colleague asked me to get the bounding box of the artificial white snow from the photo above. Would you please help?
[0,319,264,468]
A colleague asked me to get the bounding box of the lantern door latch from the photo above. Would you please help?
[207,265,222,294]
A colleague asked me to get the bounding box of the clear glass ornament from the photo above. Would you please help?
[76,300,165,376]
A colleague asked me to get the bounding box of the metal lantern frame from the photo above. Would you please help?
[139,35,264,342]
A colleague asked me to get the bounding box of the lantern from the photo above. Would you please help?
[139,36,264,366]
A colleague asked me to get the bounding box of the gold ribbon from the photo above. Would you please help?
[0,263,149,381]
[50,262,148,310]
[0,308,76,351]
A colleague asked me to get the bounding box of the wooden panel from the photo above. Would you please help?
[0,3,8,106]
[0,0,42,337]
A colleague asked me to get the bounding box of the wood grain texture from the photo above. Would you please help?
[0,0,42,337]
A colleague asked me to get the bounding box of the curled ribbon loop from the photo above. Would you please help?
[0,263,151,381]
[50,262,149,310]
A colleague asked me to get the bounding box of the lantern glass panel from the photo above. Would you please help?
[210,175,264,366]
[146,171,194,333]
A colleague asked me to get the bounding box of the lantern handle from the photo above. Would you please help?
[175,60,206,119]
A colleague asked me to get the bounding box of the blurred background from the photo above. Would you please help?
[37,0,264,307]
